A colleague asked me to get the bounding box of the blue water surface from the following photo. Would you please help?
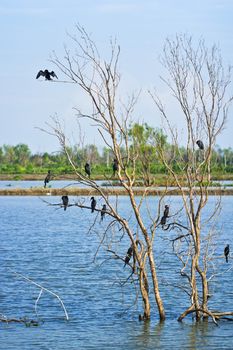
[0,193,233,349]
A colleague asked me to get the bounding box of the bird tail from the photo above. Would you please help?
[226,256,228,263]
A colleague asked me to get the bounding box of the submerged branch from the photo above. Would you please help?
[10,269,69,321]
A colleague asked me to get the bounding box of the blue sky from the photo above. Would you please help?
[1,0,233,153]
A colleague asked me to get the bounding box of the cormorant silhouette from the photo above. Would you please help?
[101,204,107,221]
[44,170,51,188]
[85,163,91,178]
[160,216,167,226]
[196,140,204,150]
[124,246,133,266]
[36,69,58,80]
[163,205,169,218]
[61,195,69,211]
[160,205,169,226]
[112,158,119,176]
[90,196,97,213]
[224,244,230,263]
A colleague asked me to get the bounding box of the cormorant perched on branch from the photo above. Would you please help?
[112,158,119,176]
[44,170,51,188]
[90,196,96,213]
[196,140,204,150]
[61,195,69,211]
[85,163,91,178]
[224,244,230,263]
[160,205,169,226]
[36,69,58,80]
[163,205,169,218]
[101,204,107,221]
[124,246,133,267]
[160,216,167,226]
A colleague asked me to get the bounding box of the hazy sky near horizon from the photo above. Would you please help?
[1,0,233,153]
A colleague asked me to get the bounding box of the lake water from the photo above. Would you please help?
[0,179,232,190]
[1,192,233,349]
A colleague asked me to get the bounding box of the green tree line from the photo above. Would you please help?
[1,124,233,176]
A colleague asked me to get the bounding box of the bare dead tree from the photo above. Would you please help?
[41,25,167,321]
[150,34,233,323]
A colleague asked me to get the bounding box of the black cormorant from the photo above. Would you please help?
[36,69,58,80]
[160,205,169,226]
[196,140,204,150]
[90,196,97,213]
[163,205,169,218]
[224,244,230,263]
[61,195,69,211]
[124,246,133,266]
[101,204,107,221]
[85,163,91,178]
[160,216,167,226]
[44,170,51,188]
[112,158,119,176]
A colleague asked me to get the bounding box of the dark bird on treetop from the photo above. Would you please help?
[101,204,107,221]
[112,158,119,176]
[90,196,97,213]
[85,163,91,178]
[224,244,230,263]
[36,69,58,80]
[44,170,51,188]
[61,195,69,211]
[196,140,204,150]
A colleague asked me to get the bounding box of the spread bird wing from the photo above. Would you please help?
[36,70,45,79]
[50,71,58,79]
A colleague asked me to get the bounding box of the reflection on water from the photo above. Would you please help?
[0,195,233,349]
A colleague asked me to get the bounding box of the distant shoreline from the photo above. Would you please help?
[0,173,233,196]
[0,173,233,181]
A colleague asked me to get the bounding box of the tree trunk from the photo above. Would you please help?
[191,256,201,321]
[196,264,209,319]
[148,249,166,321]
[139,269,151,319]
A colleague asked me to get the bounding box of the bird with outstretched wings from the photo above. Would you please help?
[36,69,58,80]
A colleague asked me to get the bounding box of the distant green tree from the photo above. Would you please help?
[129,123,167,185]
[14,144,31,166]
[3,145,16,164]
